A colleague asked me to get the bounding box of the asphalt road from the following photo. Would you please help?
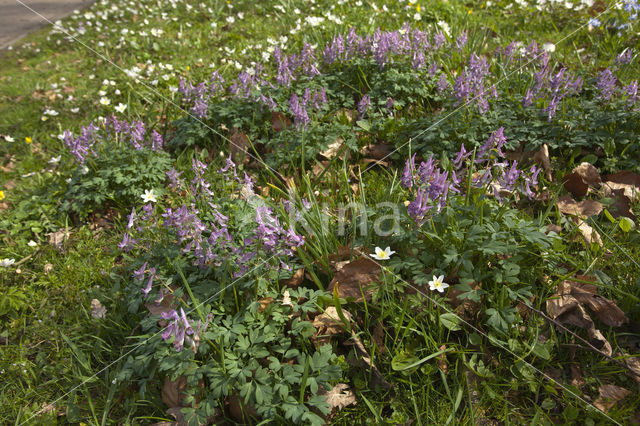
[0,0,95,49]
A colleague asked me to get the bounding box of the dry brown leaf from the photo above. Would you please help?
[533,143,552,182]
[271,111,291,133]
[570,365,585,388]
[565,279,628,327]
[312,307,353,347]
[577,220,603,247]
[360,158,389,168]
[603,171,640,203]
[229,127,250,165]
[282,290,293,307]
[281,268,304,289]
[43,263,53,274]
[258,297,274,313]
[311,161,330,179]
[320,138,343,159]
[605,170,640,187]
[371,322,386,355]
[437,344,449,374]
[574,162,602,187]
[161,376,187,409]
[594,384,631,412]
[90,299,107,319]
[545,224,563,235]
[322,383,357,411]
[360,144,391,160]
[47,229,71,252]
[603,187,635,219]
[557,194,603,217]
[621,353,640,383]
[546,278,629,356]
[328,257,382,302]
[563,172,589,198]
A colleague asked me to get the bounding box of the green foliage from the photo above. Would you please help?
[62,146,171,218]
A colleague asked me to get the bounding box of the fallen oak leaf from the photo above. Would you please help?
[573,162,602,187]
[533,143,552,182]
[545,278,629,356]
[229,127,250,165]
[563,172,589,198]
[360,143,391,160]
[594,384,630,413]
[568,278,628,327]
[271,111,291,133]
[621,353,640,383]
[328,257,382,302]
[576,220,603,247]
[320,138,344,159]
[312,306,353,347]
[321,383,357,411]
[90,299,107,319]
[557,194,603,217]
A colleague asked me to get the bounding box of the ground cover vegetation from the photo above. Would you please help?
[1,0,640,424]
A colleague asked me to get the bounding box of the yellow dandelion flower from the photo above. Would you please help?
[25,136,32,143]
[0,190,4,201]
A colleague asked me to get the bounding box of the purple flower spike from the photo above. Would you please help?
[402,153,416,188]
[596,68,617,102]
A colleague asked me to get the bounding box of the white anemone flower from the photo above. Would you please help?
[428,275,450,293]
[0,258,16,267]
[141,189,157,203]
[371,246,395,260]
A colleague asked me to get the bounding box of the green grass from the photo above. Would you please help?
[1,0,640,424]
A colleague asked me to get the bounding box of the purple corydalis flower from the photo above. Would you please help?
[623,80,638,106]
[596,68,617,102]
[476,128,507,164]
[436,74,450,94]
[132,262,147,281]
[151,130,163,151]
[166,167,184,191]
[142,267,156,296]
[455,31,468,51]
[127,207,137,229]
[161,308,206,352]
[402,153,416,188]
[118,233,136,252]
[357,94,371,118]
[63,123,99,164]
[289,93,310,129]
[617,49,633,64]
[407,188,432,222]
[453,144,472,170]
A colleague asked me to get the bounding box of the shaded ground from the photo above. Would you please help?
[0,0,94,49]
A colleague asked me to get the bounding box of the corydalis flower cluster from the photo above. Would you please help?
[63,115,164,164]
[453,53,498,114]
[402,128,541,224]
[122,156,305,302]
[161,308,212,352]
[522,52,582,121]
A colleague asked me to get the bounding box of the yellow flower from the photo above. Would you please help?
[186,66,190,71]
[0,190,4,201]
[468,9,472,14]
[25,136,32,143]
[417,4,421,12]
